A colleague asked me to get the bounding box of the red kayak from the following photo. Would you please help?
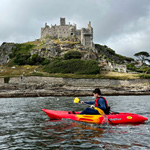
[42,109,148,125]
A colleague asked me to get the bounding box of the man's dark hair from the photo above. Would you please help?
[93,88,101,95]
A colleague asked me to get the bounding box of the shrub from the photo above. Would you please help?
[139,66,150,74]
[13,51,49,66]
[127,63,136,71]
[8,53,14,59]
[14,52,31,65]
[41,59,50,65]
[44,59,83,73]
[44,59,62,73]
[44,59,100,74]
[77,59,100,74]
[11,43,35,65]
[114,68,118,71]
[62,59,85,74]
[139,74,150,79]
[12,43,34,57]
[64,51,82,60]
[28,54,45,65]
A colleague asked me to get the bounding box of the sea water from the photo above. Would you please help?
[0,96,150,150]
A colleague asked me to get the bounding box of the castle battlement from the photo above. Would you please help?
[41,18,94,48]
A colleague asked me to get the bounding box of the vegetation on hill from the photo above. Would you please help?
[95,44,134,64]
[0,38,150,79]
[127,63,150,73]
[127,51,150,76]
[44,51,100,74]
[44,59,100,74]
[8,43,50,66]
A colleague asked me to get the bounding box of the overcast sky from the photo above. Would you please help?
[0,0,150,58]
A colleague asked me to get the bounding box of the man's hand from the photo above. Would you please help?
[90,105,95,108]
[81,101,84,104]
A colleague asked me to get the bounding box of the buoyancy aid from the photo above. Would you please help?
[95,97,110,114]
[95,97,108,107]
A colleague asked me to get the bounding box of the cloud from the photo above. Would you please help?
[0,0,150,57]
[103,11,150,57]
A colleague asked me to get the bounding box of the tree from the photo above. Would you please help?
[134,51,150,65]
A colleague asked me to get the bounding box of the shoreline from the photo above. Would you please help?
[0,91,150,98]
[0,76,150,98]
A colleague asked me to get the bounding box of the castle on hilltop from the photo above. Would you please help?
[41,18,94,48]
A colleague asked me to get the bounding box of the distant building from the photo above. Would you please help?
[41,17,94,48]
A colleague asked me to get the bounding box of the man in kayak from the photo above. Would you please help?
[80,88,110,115]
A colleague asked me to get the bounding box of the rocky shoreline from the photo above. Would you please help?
[0,76,150,98]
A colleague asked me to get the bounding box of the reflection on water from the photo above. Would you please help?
[43,120,105,149]
[0,96,150,150]
[42,120,140,149]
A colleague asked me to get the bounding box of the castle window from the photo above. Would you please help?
[71,33,73,36]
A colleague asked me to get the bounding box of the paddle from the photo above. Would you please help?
[74,97,80,103]
[74,97,105,115]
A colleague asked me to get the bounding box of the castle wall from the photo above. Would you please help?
[41,25,76,39]
[75,30,81,40]
[84,35,92,47]
[41,25,50,39]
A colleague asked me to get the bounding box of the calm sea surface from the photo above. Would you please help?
[0,96,150,150]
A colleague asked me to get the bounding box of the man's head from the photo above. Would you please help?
[93,88,101,98]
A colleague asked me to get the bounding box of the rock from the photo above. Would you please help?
[11,66,16,69]
[83,53,97,60]
[0,42,16,65]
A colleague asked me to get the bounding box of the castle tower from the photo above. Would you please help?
[81,21,94,48]
[60,18,65,26]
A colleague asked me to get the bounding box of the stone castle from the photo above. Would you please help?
[41,18,94,48]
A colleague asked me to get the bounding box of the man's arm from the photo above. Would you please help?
[81,101,95,105]
[85,101,95,105]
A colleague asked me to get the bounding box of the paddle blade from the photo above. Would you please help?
[74,97,80,103]
[94,107,105,115]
